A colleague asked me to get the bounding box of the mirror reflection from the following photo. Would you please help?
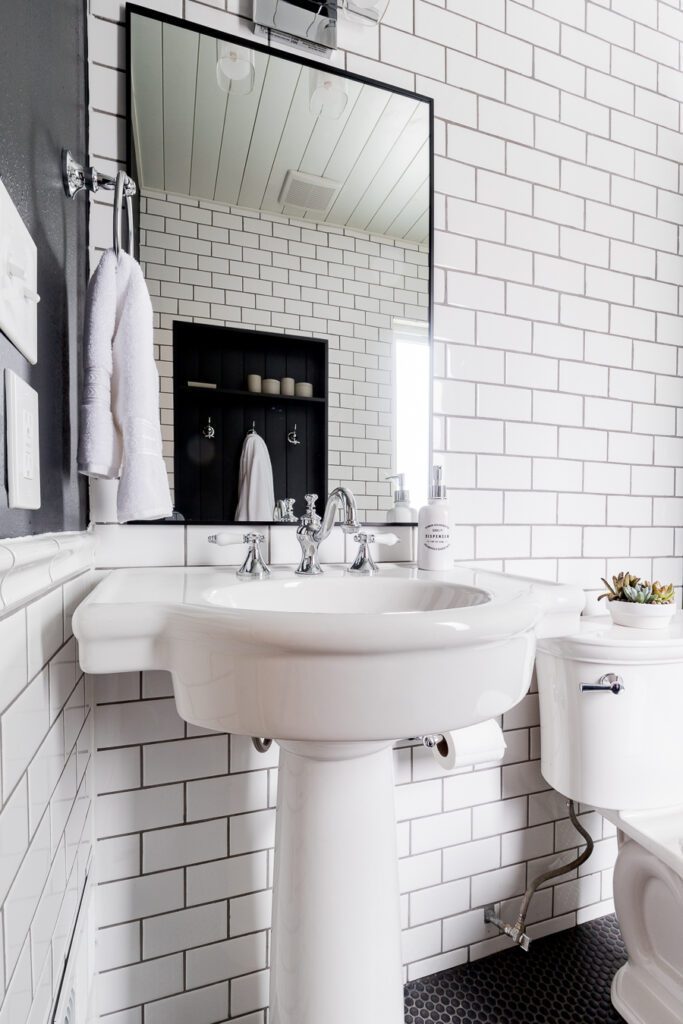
[130,12,432,524]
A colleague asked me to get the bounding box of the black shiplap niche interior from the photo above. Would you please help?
[173,322,328,523]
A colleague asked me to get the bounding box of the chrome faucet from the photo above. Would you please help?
[296,489,360,575]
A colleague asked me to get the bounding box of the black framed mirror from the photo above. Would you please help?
[127,5,433,525]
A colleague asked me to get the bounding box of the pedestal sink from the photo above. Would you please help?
[74,564,583,1024]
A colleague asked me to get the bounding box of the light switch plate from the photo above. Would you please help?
[0,178,39,364]
[5,369,41,509]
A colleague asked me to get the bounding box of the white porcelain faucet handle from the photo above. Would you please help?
[208,531,249,546]
[373,532,399,547]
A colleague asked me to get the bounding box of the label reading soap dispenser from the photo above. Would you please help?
[418,465,452,570]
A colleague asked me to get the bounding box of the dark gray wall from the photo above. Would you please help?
[0,0,88,537]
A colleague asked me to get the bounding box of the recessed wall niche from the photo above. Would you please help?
[174,323,327,523]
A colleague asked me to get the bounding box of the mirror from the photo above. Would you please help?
[128,9,432,525]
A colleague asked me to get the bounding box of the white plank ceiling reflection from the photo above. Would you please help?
[130,19,430,244]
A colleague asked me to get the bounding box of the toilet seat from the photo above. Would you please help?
[603,807,683,882]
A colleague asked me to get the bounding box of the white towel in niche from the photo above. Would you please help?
[235,432,275,522]
[77,249,172,523]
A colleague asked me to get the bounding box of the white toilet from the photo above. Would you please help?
[536,616,683,1024]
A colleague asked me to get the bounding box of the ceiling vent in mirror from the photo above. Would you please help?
[279,171,340,212]
[253,0,338,54]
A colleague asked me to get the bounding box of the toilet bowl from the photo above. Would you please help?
[536,615,683,1024]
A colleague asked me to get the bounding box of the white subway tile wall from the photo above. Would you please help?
[139,191,429,517]
[87,0,683,1020]
[0,572,95,1023]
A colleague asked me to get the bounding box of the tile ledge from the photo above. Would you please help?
[0,530,95,616]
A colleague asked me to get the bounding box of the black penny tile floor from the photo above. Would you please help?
[404,914,627,1024]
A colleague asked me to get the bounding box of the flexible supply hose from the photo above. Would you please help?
[486,799,594,951]
[515,799,594,933]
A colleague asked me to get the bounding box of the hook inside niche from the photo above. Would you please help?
[287,424,302,446]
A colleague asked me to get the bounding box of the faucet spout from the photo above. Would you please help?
[316,486,360,543]
[295,488,360,575]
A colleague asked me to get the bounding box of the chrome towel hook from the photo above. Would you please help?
[62,149,136,257]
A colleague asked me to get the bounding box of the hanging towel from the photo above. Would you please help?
[78,249,172,523]
[77,250,120,478]
[235,431,275,522]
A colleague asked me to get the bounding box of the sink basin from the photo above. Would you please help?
[74,563,583,1024]
[205,575,490,613]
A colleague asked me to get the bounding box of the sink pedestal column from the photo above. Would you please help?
[270,740,404,1024]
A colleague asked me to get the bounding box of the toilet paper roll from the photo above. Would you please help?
[432,720,506,771]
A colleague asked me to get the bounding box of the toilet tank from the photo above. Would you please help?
[536,616,683,812]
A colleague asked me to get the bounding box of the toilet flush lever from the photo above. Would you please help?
[580,672,624,695]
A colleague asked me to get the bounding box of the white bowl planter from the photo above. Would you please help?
[608,602,676,630]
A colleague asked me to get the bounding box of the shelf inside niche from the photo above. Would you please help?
[181,385,325,404]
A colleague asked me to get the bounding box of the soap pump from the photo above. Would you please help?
[386,473,417,523]
[417,465,452,570]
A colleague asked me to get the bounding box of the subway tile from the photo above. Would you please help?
[477,26,532,74]
[143,819,227,873]
[446,52,504,100]
[0,608,28,715]
[230,970,270,1017]
[96,921,140,973]
[93,525,185,566]
[1,668,49,800]
[185,932,267,989]
[507,3,560,51]
[26,589,63,679]
[230,889,272,937]
[97,870,184,928]
[443,837,500,881]
[187,771,268,822]
[443,908,496,952]
[96,699,184,748]
[471,863,526,907]
[97,954,184,1016]
[401,921,442,965]
[143,736,228,785]
[143,902,228,959]
[97,834,141,884]
[144,983,230,1024]
[4,815,51,977]
[399,851,442,895]
[410,879,469,926]
[95,786,184,839]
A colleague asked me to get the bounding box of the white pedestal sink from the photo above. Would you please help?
[74,564,583,1024]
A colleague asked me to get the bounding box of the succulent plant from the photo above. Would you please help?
[598,572,640,602]
[651,581,675,605]
[599,571,675,606]
[623,583,652,603]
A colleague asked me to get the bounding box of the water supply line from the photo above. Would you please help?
[484,799,594,951]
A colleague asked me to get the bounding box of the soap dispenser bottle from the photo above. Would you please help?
[386,473,417,523]
[418,466,452,570]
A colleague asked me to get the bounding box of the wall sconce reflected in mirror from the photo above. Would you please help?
[216,42,256,95]
[342,0,389,24]
[309,69,348,120]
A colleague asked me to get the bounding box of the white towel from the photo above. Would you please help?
[235,432,275,522]
[78,249,172,523]
[78,250,120,478]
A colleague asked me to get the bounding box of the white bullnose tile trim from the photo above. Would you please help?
[0,532,95,616]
